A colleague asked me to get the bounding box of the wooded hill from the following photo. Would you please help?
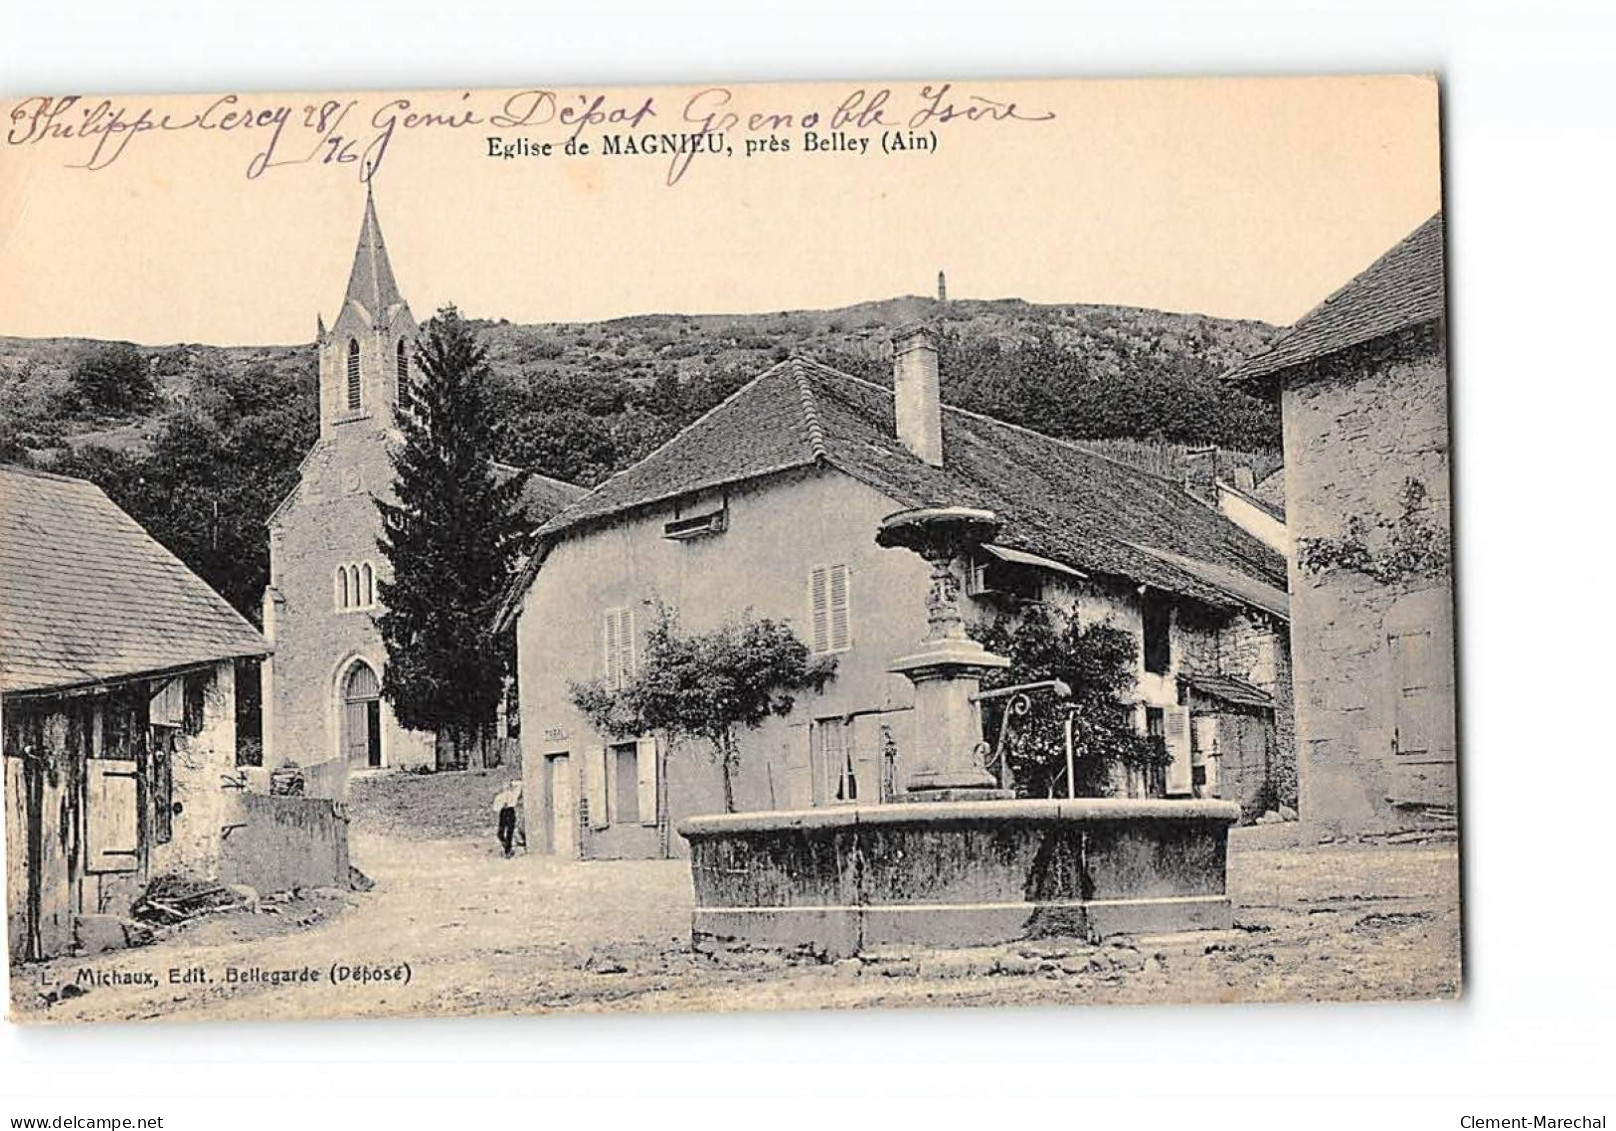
[0,295,1281,623]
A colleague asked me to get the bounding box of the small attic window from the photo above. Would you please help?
[346,339,362,410]
[663,507,727,541]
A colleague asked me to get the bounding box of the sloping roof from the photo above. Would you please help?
[1182,671,1274,710]
[1228,213,1446,384]
[492,462,589,525]
[1,467,271,695]
[342,188,404,318]
[524,358,1288,618]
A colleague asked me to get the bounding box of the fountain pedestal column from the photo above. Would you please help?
[876,507,1011,800]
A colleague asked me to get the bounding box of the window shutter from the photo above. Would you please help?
[782,732,813,810]
[1163,706,1193,795]
[618,609,636,684]
[810,567,829,653]
[636,736,658,825]
[584,745,609,829]
[829,564,850,651]
[603,611,620,687]
[1193,715,1220,763]
[86,759,140,873]
[150,678,184,728]
[1391,628,1435,756]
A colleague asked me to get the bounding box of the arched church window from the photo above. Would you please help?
[361,563,374,608]
[346,339,362,410]
[336,566,350,610]
[396,340,410,410]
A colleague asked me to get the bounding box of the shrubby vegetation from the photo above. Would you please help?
[0,296,1280,627]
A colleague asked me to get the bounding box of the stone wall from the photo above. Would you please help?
[1280,326,1457,831]
[220,793,351,895]
[263,427,433,790]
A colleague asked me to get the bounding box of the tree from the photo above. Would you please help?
[375,306,532,768]
[971,604,1166,798]
[68,342,159,415]
[569,605,837,813]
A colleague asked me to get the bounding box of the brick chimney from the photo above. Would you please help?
[893,323,944,466]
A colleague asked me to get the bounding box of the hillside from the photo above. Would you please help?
[0,295,1282,628]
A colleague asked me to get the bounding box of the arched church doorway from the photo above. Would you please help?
[342,660,382,768]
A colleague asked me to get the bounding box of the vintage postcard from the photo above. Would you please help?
[0,75,1458,1024]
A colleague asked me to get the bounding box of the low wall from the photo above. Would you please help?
[680,798,1240,955]
[220,793,350,895]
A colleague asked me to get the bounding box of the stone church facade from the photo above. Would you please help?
[260,189,434,789]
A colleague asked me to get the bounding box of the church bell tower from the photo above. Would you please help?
[317,184,417,439]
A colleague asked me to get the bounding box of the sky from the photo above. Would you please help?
[0,75,1442,345]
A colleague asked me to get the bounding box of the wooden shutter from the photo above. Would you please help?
[810,567,829,653]
[150,678,184,728]
[584,744,609,829]
[636,736,658,825]
[781,731,813,810]
[603,611,620,687]
[1163,705,1193,795]
[829,565,850,651]
[1391,628,1433,755]
[86,759,140,873]
[618,609,636,684]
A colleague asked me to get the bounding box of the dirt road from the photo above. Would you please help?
[9,823,1461,1024]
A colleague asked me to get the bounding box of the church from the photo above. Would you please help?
[259,189,583,794]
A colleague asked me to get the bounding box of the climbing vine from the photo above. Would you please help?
[1296,478,1451,585]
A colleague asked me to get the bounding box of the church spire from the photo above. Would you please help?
[342,181,403,317]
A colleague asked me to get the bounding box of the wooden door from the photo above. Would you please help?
[547,754,575,857]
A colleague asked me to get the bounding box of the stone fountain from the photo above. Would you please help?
[678,506,1239,956]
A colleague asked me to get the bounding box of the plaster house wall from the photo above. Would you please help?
[1217,487,1291,556]
[1280,326,1456,831]
[515,467,933,860]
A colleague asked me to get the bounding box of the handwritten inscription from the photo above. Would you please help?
[6,83,1055,187]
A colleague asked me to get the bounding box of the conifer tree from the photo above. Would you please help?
[375,306,530,768]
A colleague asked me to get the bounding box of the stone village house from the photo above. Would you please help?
[259,191,582,794]
[501,327,1297,860]
[1,467,270,962]
[1230,212,1457,833]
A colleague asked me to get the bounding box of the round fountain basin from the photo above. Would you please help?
[678,798,1241,956]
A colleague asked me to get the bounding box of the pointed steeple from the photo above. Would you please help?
[342,181,403,317]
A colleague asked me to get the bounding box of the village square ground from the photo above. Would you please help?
[8,771,1462,1024]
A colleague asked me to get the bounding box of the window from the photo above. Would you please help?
[396,339,410,409]
[811,717,858,804]
[1142,592,1171,675]
[603,608,635,689]
[809,564,851,654]
[346,339,361,410]
[337,562,378,611]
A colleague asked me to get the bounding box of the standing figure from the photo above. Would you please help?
[493,779,523,858]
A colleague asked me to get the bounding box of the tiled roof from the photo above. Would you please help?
[1,466,271,695]
[492,462,588,525]
[1182,671,1274,710]
[1227,213,1446,384]
[526,358,1288,618]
